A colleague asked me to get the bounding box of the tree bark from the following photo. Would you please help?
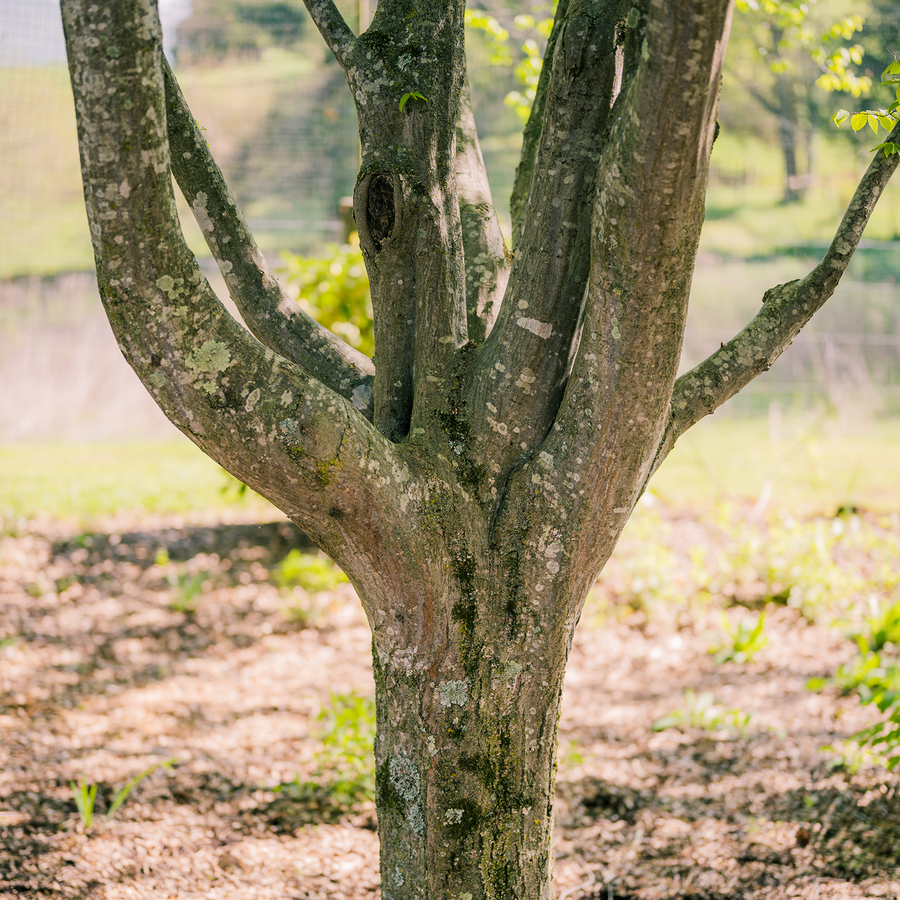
[59,0,899,897]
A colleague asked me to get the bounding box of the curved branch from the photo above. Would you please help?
[163,58,374,420]
[455,77,509,343]
[301,0,356,63]
[467,0,627,481]
[646,122,900,481]
[60,0,394,563]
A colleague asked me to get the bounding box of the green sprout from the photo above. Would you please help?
[709,611,768,665]
[398,91,428,113]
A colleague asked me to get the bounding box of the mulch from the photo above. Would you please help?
[1,509,898,899]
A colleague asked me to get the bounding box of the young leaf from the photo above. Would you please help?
[851,112,868,131]
[398,91,428,113]
[871,141,900,157]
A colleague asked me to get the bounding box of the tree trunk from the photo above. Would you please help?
[372,580,567,900]
[772,26,807,204]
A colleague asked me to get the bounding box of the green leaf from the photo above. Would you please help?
[831,109,850,126]
[851,112,868,131]
[398,91,428,114]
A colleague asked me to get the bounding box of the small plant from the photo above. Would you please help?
[398,90,428,112]
[808,650,900,696]
[69,778,98,832]
[69,759,179,833]
[820,738,893,774]
[279,691,376,810]
[275,550,348,593]
[651,689,755,736]
[709,611,768,665]
[851,598,900,654]
[155,549,209,614]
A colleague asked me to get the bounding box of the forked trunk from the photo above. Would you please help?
[59,0,900,897]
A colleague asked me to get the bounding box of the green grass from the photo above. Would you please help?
[0,439,276,527]
[701,133,900,256]
[0,52,318,278]
[650,414,900,514]
[1,416,898,527]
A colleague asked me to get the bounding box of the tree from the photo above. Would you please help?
[723,0,872,202]
[60,1,899,897]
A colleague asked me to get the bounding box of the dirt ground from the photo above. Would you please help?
[1,510,899,900]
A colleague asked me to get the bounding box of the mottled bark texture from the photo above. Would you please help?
[61,1,898,897]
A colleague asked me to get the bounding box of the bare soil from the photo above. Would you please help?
[1,511,898,900]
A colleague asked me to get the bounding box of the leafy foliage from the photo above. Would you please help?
[651,689,756,736]
[831,58,900,156]
[465,5,554,122]
[280,243,374,356]
[708,611,769,664]
[399,91,428,113]
[278,692,376,810]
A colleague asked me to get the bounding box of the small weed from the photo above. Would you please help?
[155,549,209,614]
[560,738,585,769]
[652,689,755,736]
[274,550,348,593]
[809,608,900,771]
[69,778,97,831]
[278,691,375,810]
[851,598,900,654]
[820,738,893,774]
[808,651,900,696]
[69,759,179,833]
[709,611,768,665]
[275,551,348,626]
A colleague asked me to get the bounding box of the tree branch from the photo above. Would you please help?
[467,0,627,485]
[455,77,509,343]
[340,0,469,440]
[301,0,356,63]
[509,0,570,248]
[510,0,734,592]
[648,121,900,479]
[61,0,397,573]
[163,58,375,420]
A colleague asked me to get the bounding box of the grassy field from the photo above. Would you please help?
[0,439,277,528]
[2,415,898,529]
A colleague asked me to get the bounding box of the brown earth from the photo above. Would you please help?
[1,510,898,900]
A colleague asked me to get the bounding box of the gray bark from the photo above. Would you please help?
[59,0,898,896]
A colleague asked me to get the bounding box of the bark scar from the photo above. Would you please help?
[356,171,401,257]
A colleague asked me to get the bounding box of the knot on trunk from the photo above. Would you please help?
[356,171,400,257]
